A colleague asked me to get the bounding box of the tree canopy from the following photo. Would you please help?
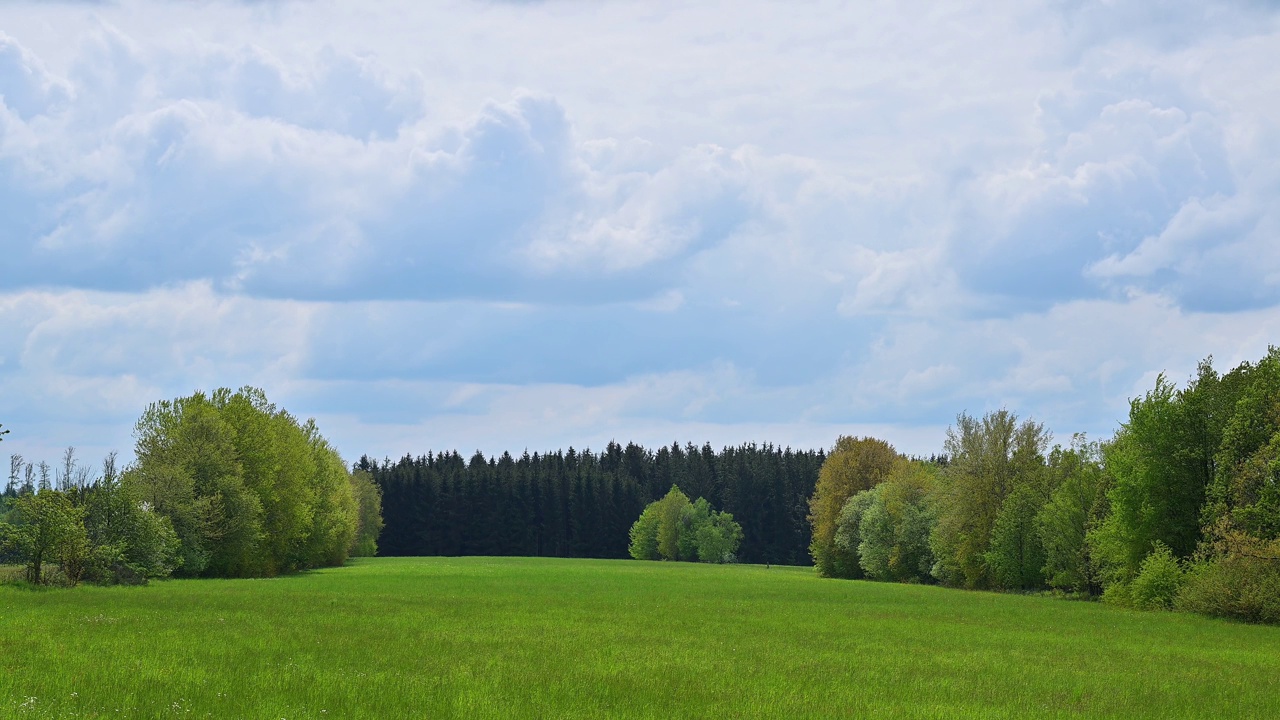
[808,436,899,578]
[628,486,743,563]
[1,389,382,585]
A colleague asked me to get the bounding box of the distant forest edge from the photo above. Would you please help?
[4,346,1280,624]
[360,442,838,566]
[362,346,1280,624]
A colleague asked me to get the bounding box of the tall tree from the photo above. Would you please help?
[1037,438,1109,593]
[1092,366,1227,585]
[931,410,1049,589]
[809,436,899,578]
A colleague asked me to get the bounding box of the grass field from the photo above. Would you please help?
[3,557,1279,719]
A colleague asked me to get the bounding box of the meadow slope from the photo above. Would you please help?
[3,557,1278,718]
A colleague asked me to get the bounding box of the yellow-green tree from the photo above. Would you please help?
[808,436,899,578]
[125,387,365,578]
[628,486,742,563]
[656,486,691,560]
[349,469,384,557]
[930,410,1049,589]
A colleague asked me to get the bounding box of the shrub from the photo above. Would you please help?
[1130,542,1184,610]
[1177,555,1280,623]
[1101,581,1133,608]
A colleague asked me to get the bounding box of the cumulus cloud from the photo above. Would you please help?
[0,28,762,303]
[1,0,1279,466]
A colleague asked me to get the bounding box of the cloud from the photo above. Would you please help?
[0,32,71,120]
[0,27,767,304]
[1,0,1279,470]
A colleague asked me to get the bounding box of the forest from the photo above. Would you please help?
[362,442,822,566]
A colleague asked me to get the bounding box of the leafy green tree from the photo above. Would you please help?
[854,460,938,583]
[832,488,878,576]
[985,481,1050,591]
[1094,366,1228,587]
[655,486,691,560]
[1167,348,1280,622]
[931,410,1049,588]
[299,424,358,568]
[628,486,742,563]
[628,502,661,560]
[1205,348,1280,542]
[0,490,84,584]
[694,508,743,563]
[349,469,384,557]
[81,453,180,582]
[678,497,713,561]
[1176,529,1280,623]
[809,436,899,578]
[1130,542,1185,610]
[1036,438,1109,593]
[125,387,363,578]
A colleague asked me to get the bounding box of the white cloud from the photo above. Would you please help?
[1,0,1279,468]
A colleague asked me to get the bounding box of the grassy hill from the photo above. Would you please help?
[3,557,1278,718]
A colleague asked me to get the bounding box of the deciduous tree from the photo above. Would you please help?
[931,410,1049,589]
[809,436,898,578]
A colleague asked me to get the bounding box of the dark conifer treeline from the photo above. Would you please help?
[361,441,824,565]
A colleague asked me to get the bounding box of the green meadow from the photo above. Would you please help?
[2,557,1278,719]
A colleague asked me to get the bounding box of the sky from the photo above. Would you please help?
[2,0,1279,470]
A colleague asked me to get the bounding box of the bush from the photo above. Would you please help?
[1100,581,1133,608]
[1177,555,1280,623]
[1130,542,1184,610]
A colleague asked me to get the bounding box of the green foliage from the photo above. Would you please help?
[1130,542,1185,611]
[1099,364,1228,587]
[628,486,741,563]
[1100,580,1133,608]
[1177,551,1280,624]
[655,486,690,560]
[694,507,743,563]
[628,503,661,560]
[832,488,878,578]
[931,410,1049,589]
[985,481,1050,591]
[299,425,359,568]
[1037,439,1109,593]
[1205,348,1280,542]
[808,436,899,578]
[833,460,938,583]
[125,387,366,578]
[349,469,384,557]
[677,497,712,561]
[0,490,84,584]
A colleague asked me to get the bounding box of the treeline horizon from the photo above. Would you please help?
[361,442,850,566]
